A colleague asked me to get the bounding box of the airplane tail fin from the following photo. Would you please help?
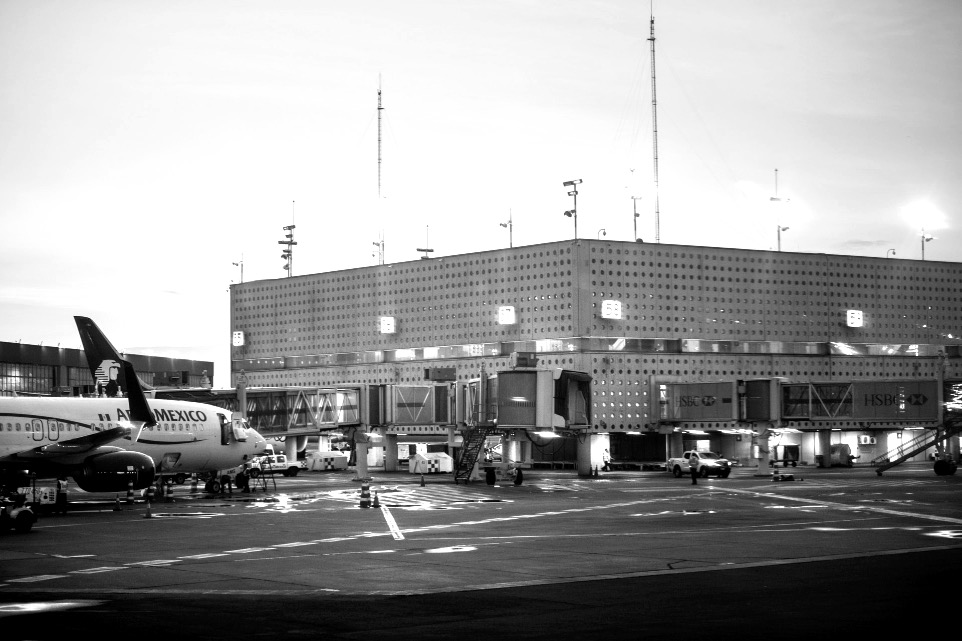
[122,359,156,435]
[74,315,155,394]
[74,316,157,438]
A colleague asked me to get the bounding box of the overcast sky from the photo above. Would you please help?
[2,0,960,387]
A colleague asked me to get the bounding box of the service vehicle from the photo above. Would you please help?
[0,494,35,534]
[668,450,732,478]
[247,454,307,478]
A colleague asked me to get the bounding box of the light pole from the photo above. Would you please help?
[632,196,642,241]
[886,249,896,259]
[597,228,606,239]
[278,225,296,276]
[500,210,513,248]
[777,225,789,252]
[921,229,934,260]
[232,257,244,283]
[563,179,581,238]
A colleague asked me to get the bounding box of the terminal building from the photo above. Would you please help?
[0,342,213,397]
[228,240,962,476]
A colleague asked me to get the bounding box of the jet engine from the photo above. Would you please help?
[73,451,156,492]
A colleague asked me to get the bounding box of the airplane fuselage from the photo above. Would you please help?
[0,396,266,478]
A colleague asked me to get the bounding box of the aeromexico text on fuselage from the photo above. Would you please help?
[103,407,210,424]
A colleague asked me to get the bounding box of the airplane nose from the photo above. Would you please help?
[250,429,267,450]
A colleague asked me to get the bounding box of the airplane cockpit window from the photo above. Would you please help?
[231,412,249,442]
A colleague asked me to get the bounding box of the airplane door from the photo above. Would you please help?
[31,420,44,442]
[47,420,61,442]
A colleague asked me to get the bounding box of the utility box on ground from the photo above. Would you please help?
[409,452,453,474]
[307,451,349,471]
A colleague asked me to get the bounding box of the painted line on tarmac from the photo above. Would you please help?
[5,544,959,597]
[380,505,405,540]
[723,486,962,525]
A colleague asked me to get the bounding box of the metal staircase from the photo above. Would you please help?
[454,427,495,484]
[871,420,962,475]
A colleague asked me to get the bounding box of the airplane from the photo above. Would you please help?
[73,315,268,486]
[0,319,267,495]
[1,358,157,492]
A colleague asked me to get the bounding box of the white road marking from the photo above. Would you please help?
[724,486,962,525]
[380,505,404,540]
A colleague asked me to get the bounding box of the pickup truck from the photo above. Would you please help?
[247,454,307,478]
[668,450,732,479]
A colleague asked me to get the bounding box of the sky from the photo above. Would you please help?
[2,0,960,387]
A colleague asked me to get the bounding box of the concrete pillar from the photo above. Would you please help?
[384,434,399,472]
[351,427,371,480]
[236,374,248,420]
[577,433,608,476]
[817,429,832,468]
[367,430,384,469]
[283,437,297,461]
[755,423,773,474]
[317,433,332,452]
[668,431,684,459]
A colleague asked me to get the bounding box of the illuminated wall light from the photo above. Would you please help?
[379,316,396,334]
[498,305,517,325]
[600,299,623,320]
[846,309,864,328]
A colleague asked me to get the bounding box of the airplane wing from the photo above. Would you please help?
[14,427,131,459]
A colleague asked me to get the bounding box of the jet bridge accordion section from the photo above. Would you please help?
[365,384,451,426]
[781,380,938,422]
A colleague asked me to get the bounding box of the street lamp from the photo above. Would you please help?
[563,179,581,238]
[597,228,606,239]
[921,229,934,260]
[500,210,513,248]
[886,248,896,259]
[777,225,789,252]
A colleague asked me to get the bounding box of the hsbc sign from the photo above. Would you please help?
[854,381,937,420]
[662,382,737,421]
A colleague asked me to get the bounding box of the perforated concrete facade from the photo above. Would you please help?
[230,240,962,431]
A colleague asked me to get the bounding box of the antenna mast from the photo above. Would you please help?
[648,12,661,244]
[377,76,383,199]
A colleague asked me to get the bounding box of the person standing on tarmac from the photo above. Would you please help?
[689,452,698,485]
[55,476,68,515]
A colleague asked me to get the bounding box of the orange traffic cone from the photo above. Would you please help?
[373,491,381,508]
